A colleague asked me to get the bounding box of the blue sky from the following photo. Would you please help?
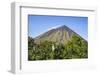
[28,15,88,40]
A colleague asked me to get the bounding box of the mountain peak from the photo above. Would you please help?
[34,25,75,44]
[59,25,70,29]
[30,25,87,44]
[61,25,67,27]
[56,25,72,32]
[58,25,67,28]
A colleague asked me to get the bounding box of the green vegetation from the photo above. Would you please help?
[28,34,88,61]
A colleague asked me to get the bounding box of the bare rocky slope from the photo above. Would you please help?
[33,25,84,44]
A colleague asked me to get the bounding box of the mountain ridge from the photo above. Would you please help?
[30,25,86,44]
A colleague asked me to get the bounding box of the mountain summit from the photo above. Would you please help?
[34,25,82,44]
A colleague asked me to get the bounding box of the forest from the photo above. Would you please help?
[28,34,88,60]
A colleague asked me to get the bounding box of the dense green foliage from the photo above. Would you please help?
[28,34,88,60]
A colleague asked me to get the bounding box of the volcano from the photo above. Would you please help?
[31,25,85,44]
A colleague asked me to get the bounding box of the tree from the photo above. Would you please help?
[54,43,65,59]
[69,34,88,58]
[28,34,88,60]
[28,36,36,60]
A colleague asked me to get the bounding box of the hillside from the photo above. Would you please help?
[34,25,86,44]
